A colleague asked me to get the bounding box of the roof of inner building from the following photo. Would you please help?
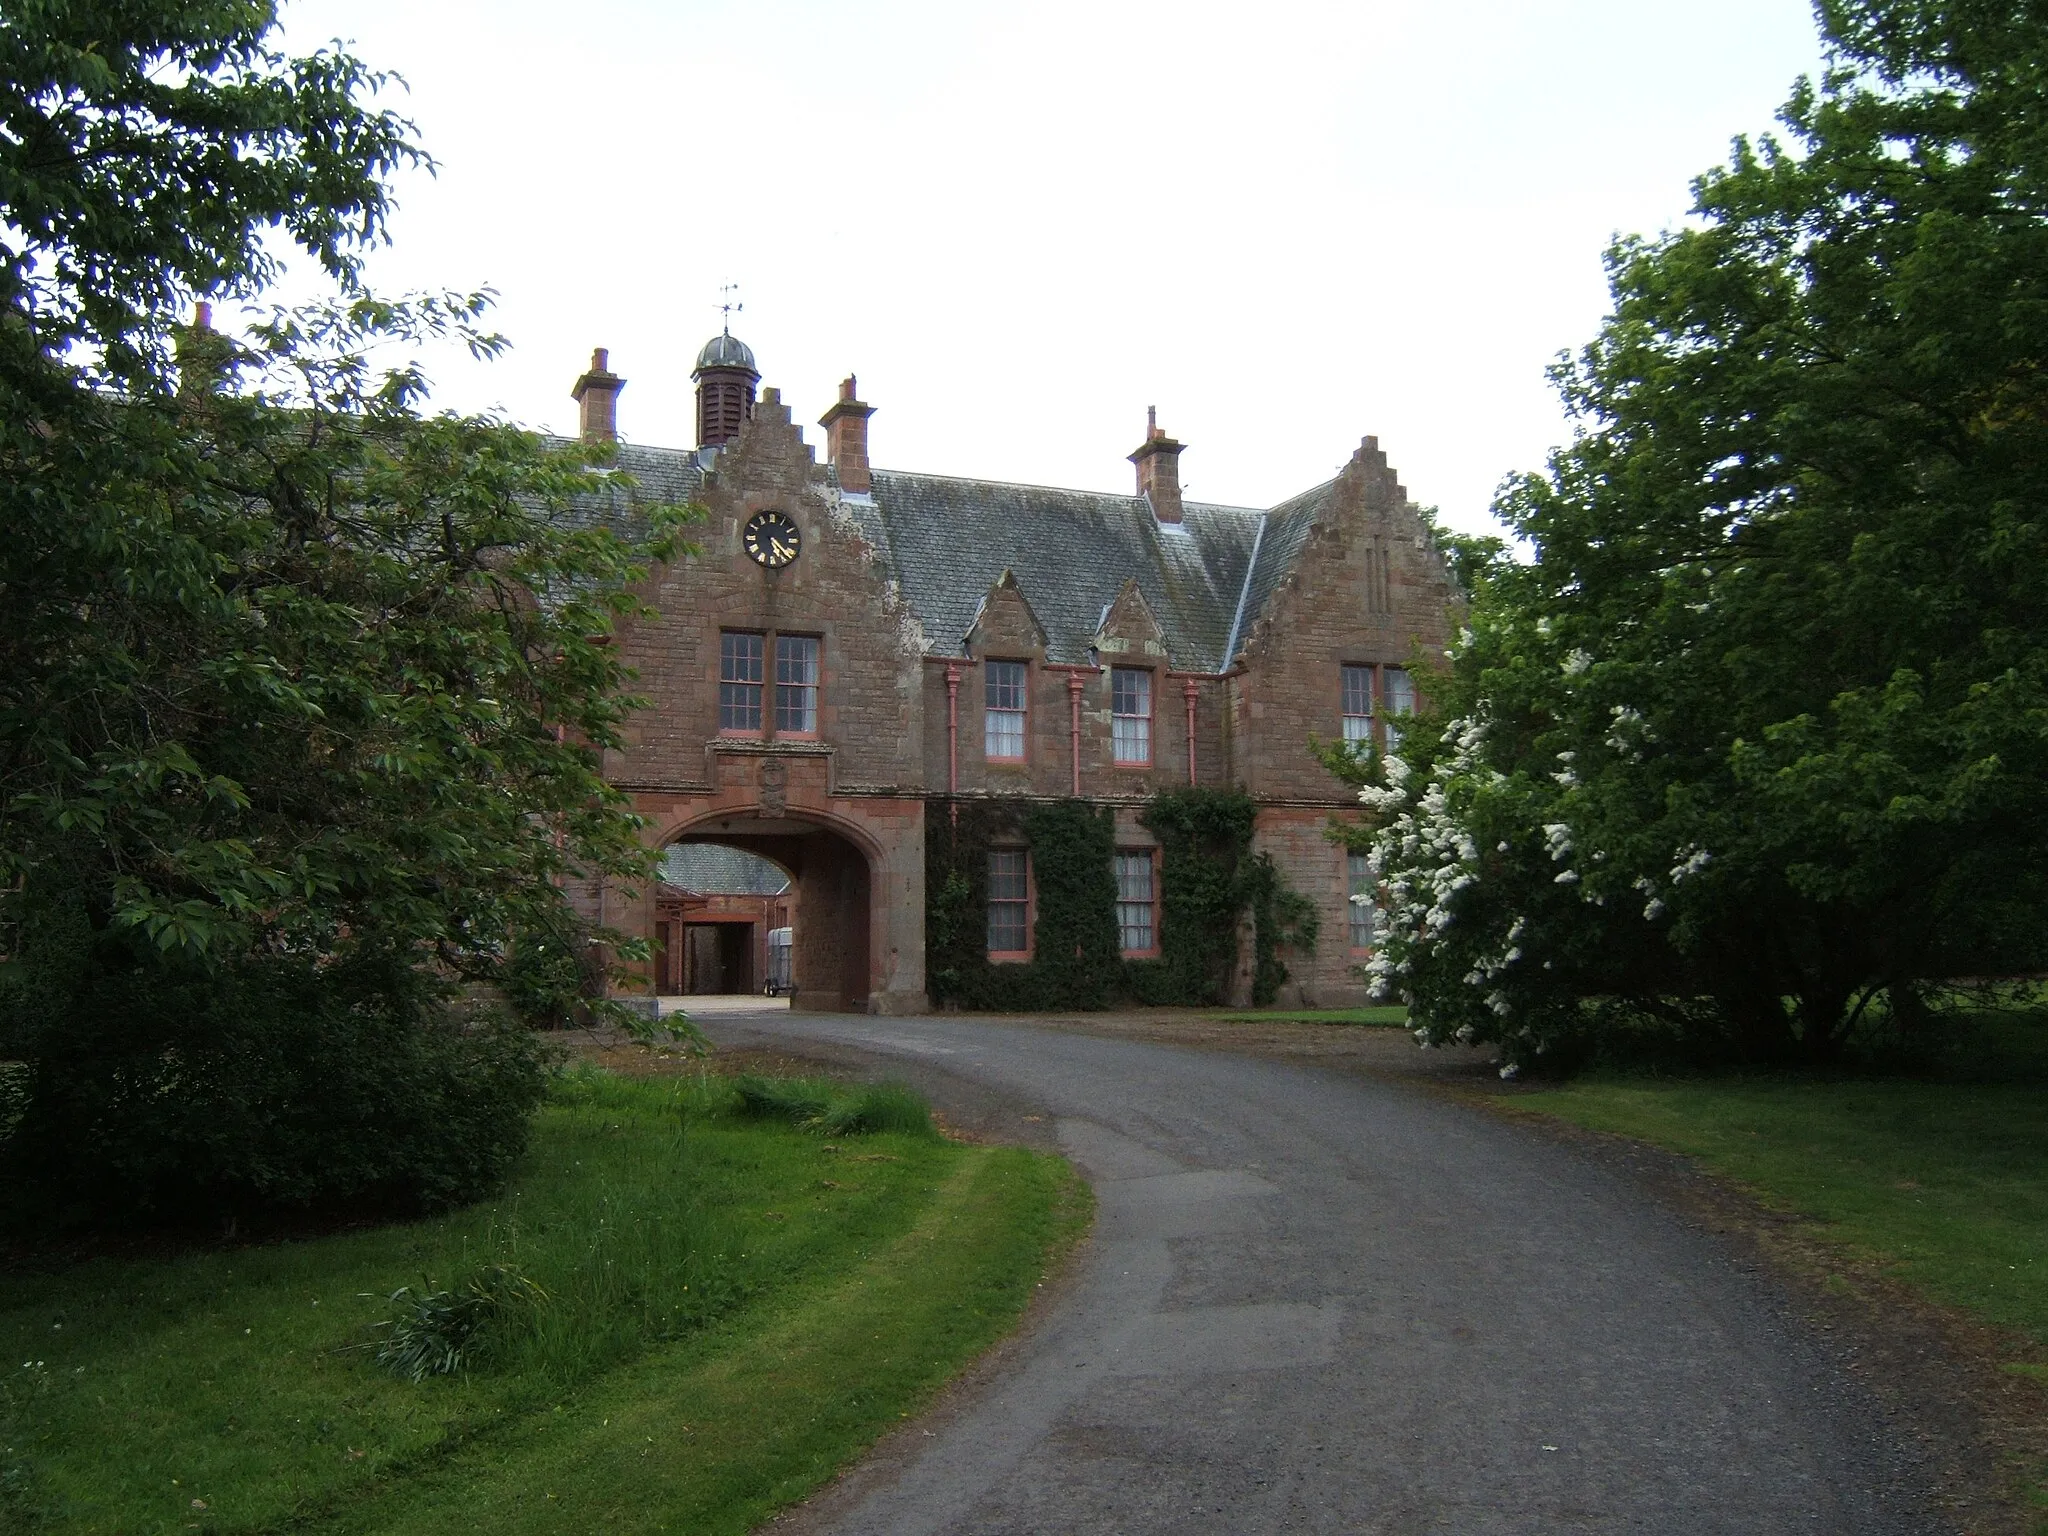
[558,441,1342,672]
[662,843,790,895]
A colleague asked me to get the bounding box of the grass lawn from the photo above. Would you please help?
[0,1068,1088,1535]
[1211,1006,1411,1028]
[1512,1007,2048,1350]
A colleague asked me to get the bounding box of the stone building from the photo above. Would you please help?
[571,331,1457,1012]
[654,845,794,997]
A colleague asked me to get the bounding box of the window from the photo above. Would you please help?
[985,661,1027,761]
[987,850,1030,957]
[719,631,764,732]
[1348,851,1380,950]
[1115,850,1157,955]
[775,635,819,735]
[1341,664,1375,744]
[1111,667,1153,765]
[1384,667,1415,751]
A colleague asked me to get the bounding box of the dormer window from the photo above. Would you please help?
[985,661,1027,761]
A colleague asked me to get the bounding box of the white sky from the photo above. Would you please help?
[266,0,1829,535]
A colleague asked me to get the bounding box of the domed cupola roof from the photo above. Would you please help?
[694,331,757,375]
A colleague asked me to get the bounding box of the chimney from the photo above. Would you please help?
[818,375,876,494]
[176,301,231,399]
[1129,406,1185,524]
[571,347,625,443]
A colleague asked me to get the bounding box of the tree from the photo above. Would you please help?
[0,4,683,1221]
[1336,0,2048,1070]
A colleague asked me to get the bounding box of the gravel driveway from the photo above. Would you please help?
[696,1008,1943,1535]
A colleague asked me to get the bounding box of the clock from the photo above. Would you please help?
[742,510,801,568]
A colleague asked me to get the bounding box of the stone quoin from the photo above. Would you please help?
[567,333,1458,1012]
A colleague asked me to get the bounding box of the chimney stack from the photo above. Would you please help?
[819,375,876,494]
[571,348,625,443]
[1129,406,1185,524]
[176,301,231,399]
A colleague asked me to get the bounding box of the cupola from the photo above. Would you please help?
[693,330,760,447]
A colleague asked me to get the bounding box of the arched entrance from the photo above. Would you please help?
[661,813,875,1012]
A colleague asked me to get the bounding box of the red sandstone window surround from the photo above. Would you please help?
[719,631,765,733]
[987,848,1032,960]
[1115,848,1160,958]
[1341,664,1375,745]
[775,634,820,736]
[1111,667,1153,766]
[985,660,1028,762]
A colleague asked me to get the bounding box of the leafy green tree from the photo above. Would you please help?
[0,4,682,1221]
[1336,0,2048,1069]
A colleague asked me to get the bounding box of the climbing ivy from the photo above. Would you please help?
[925,798,1119,1010]
[1129,788,1319,1007]
[925,788,1317,1011]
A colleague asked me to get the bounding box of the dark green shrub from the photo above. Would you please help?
[0,890,552,1229]
[502,906,610,1029]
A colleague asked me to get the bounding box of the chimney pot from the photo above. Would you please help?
[819,375,876,494]
[194,301,213,331]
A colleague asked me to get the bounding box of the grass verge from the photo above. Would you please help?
[0,1068,1088,1535]
[1211,1006,1410,1028]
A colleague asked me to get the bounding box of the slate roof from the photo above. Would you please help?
[861,472,1276,670]
[661,843,790,895]
[564,441,1341,673]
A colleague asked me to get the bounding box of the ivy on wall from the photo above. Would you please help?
[926,797,1120,1010]
[925,788,1318,1012]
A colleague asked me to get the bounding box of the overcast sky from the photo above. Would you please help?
[265,0,1830,535]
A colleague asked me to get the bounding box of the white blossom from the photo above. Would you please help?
[1561,648,1592,677]
[1670,847,1712,882]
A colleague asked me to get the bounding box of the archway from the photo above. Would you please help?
[661,813,875,1013]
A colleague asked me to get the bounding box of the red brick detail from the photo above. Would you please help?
[571,347,625,443]
[819,376,875,494]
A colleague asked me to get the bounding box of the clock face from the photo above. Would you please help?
[743,510,802,568]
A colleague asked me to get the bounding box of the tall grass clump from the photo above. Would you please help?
[731,1074,938,1138]
[364,1066,744,1390]
[362,1068,937,1390]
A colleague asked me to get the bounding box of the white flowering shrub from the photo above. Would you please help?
[1325,3,2048,1068]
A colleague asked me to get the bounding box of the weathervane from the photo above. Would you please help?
[718,282,743,336]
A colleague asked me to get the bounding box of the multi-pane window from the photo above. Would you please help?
[775,635,819,735]
[985,661,1027,761]
[719,631,765,732]
[1384,667,1415,751]
[1115,851,1157,955]
[1348,851,1379,950]
[1111,667,1153,765]
[1341,664,1375,744]
[987,850,1030,956]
